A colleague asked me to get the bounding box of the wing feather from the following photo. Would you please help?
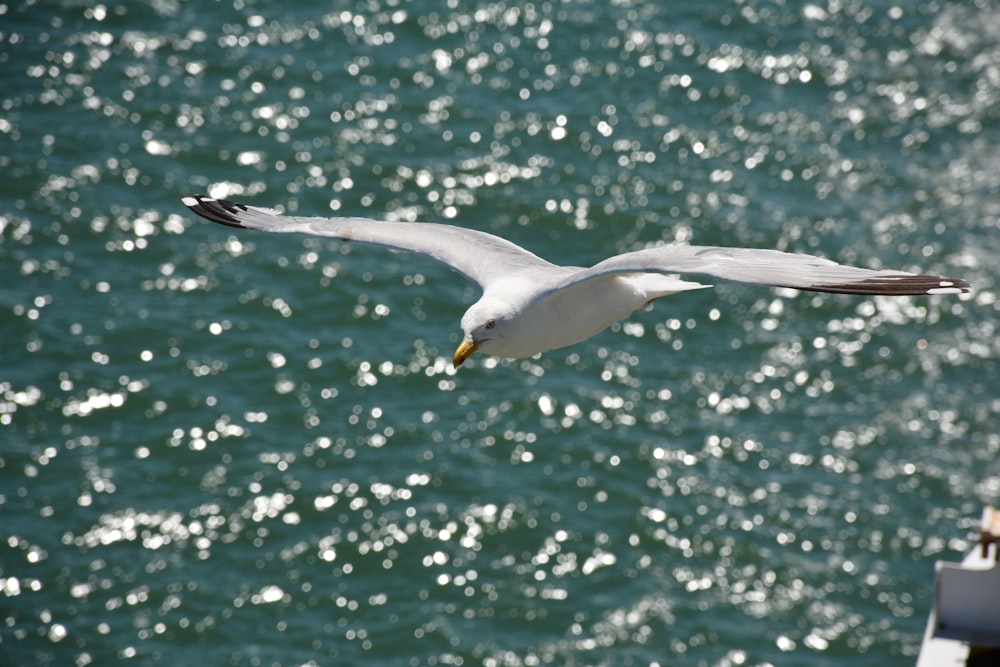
[183,196,970,297]
[181,195,553,289]
[556,245,970,296]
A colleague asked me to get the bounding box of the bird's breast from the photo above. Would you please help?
[504,276,647,356]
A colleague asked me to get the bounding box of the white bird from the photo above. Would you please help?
[182,195,970,367]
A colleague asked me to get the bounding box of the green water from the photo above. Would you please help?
[2,1,998,665]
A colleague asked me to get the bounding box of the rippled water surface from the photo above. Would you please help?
[3,1,999,665]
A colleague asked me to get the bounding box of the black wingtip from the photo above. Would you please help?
[180,195,249,229]
[812,274,972,296]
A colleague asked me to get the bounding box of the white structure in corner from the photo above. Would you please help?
[916,506,1000,666]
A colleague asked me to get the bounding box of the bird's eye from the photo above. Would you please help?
[485,319,495,330]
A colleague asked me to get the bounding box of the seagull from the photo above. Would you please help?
[182,195,970,367]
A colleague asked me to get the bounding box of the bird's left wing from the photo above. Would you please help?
[182,195,554,289]
[551,244,970,296]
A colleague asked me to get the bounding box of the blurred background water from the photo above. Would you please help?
[2,1,999,665]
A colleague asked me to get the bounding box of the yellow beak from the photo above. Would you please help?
[453,337,482,367]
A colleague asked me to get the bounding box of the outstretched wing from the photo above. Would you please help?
[181,195,555,289]
[555,244,970,296]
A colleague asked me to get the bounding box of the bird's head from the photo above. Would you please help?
[454,298,515,367]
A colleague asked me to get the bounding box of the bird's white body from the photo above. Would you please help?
[182,195,969,366]
[467,272,708,359]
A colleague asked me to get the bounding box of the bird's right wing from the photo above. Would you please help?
[182,195,555,290]
[553,244,970,296]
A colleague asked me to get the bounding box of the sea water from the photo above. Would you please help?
[2,1,998,665]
